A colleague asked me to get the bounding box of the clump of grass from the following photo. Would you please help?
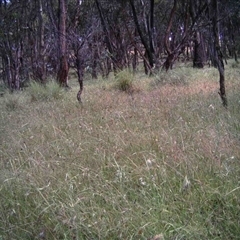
[0,83,7,97]
[230,61,239,68]
[27,80,64,102]
[114,69,135,92]
[3,92,24,111]
[154,68,191,87]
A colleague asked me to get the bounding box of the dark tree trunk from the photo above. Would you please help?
[193,32,205,68]
[88,38,98,79]
[57,0,69,87]
[91,42,98,79]
[95,0,118,72]
[163,53,175,71]
[162,0,177,71]
[229,18,238,63]
[129,0,154,74]
[148,0,155,65]
[37,0,47,83]
[12,45,21,90]
[76,55,84,102]
[6,55,13,89]
[210,0,227,107]
[4,43,21,91]
[58,56,69,87]
[31,0,47,83]
[132,46,138,72]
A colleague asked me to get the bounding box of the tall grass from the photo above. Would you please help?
[113,69,135,92]
[0,66,240,240]
[27,80,65,102]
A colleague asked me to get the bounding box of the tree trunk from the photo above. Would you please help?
[6,55,12,89]
[32,0,47,83]
[95,0,118,72]
[229,18,238,63]
[193,31,205,68]
[129,0,154,74]
[91,38,98,79]
[5,43,21,91]
[162,0,177,71]
[132,46,138,72]
[76,54,84,102]
[57,0,69,87]
[38,0,47,83]
[210,0,227,107]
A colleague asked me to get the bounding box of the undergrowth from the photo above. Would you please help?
[0,65,240,240]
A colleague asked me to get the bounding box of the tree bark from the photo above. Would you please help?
[210,0,227,107]
[229,18,238,63]
[32,0,47,83]
[76,54,84,102]
[193,31,205,68]
[57,0,69,87]
[162,0,177,71]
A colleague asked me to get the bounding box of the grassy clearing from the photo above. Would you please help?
[0,64,240,239]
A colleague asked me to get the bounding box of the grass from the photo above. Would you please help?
[27,80,65,102]
[0,63,240,239]
[113,69,135,92]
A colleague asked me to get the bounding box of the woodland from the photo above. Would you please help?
[0,0,240,105]
[1,1,240,239]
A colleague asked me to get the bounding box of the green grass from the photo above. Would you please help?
[0,63,240,239]
[27,80,65,102]
[113,69,135,92]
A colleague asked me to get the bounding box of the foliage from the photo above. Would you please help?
[0,66,240,239]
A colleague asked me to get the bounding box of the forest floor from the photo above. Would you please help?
[0,62,240,240]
